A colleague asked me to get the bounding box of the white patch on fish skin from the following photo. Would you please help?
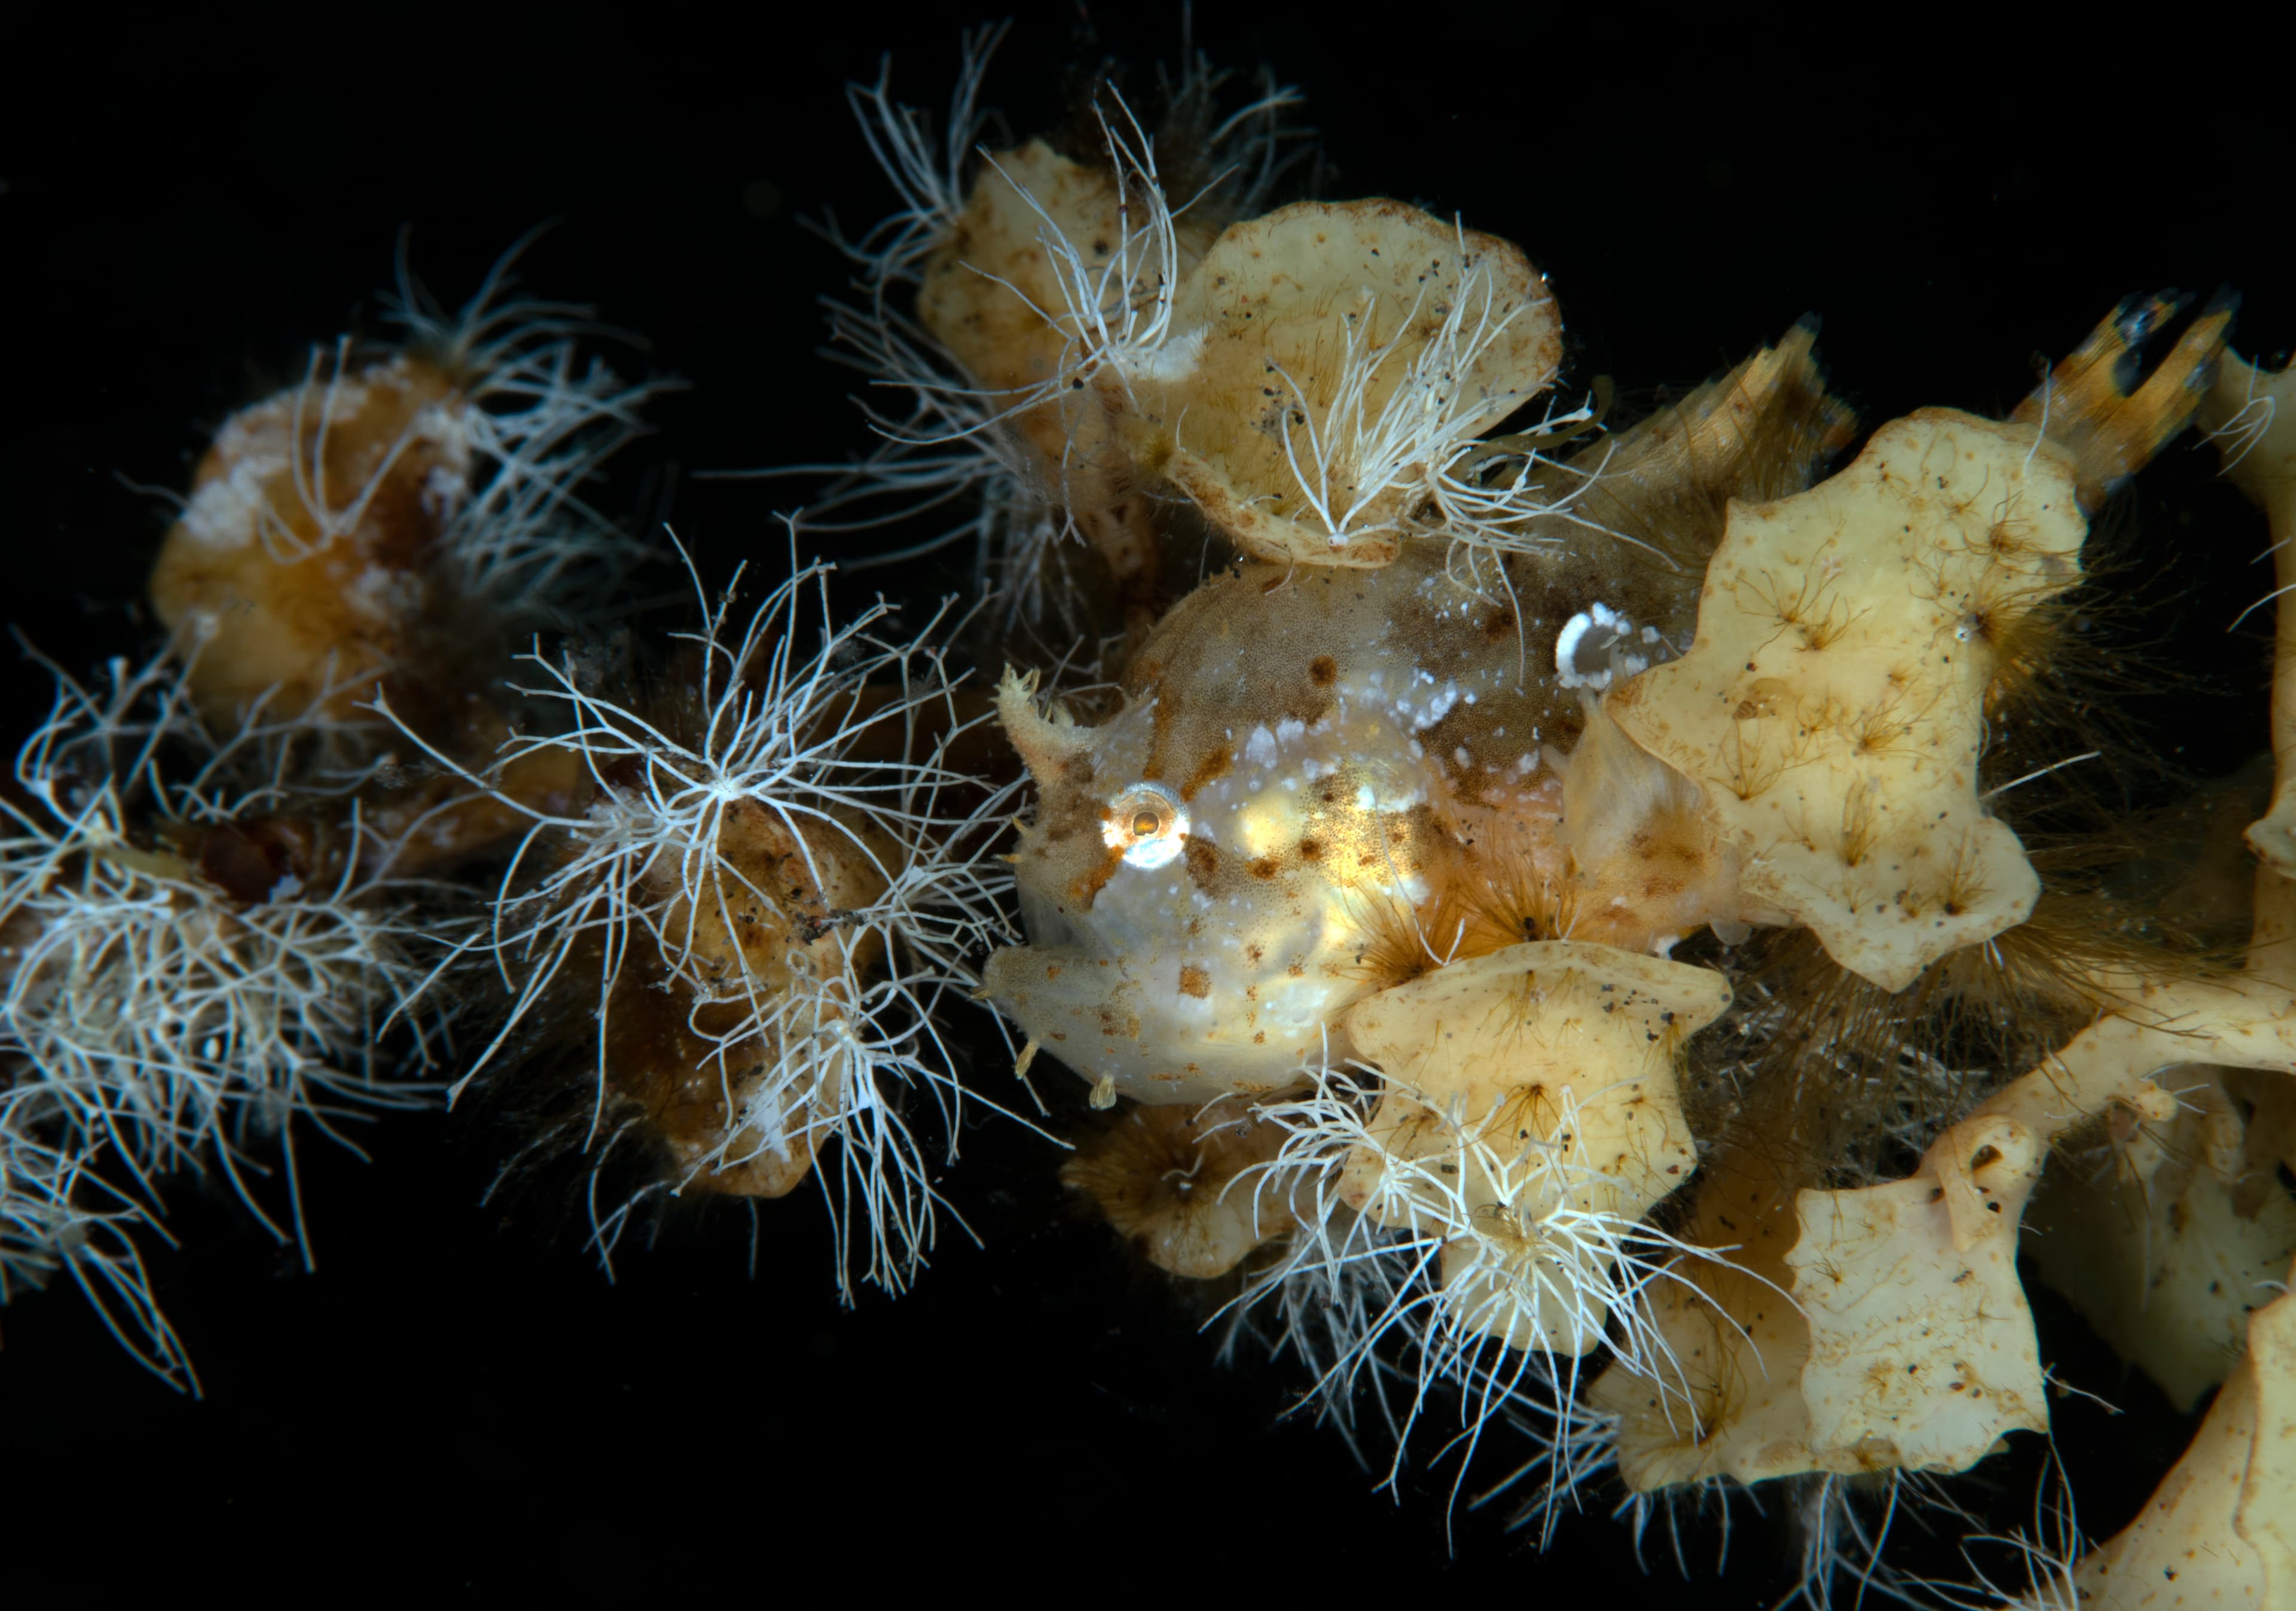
[1413,682,1461,730]
[1116,322,1207,384]
[1558,601,1668,690]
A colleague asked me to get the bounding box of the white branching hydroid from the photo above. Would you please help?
[1917,1454,2085,1611]
[1269,257,1565,550]
[1226,1064,1771,1514]
[782,304,1081,641]
[1473,1393,1627,1550]
[384,535,1024,1297]
[384,234,677,616]
[1219,1217,1412,1460]
[0,1090,189,1386]
[762,31,1093,640]
[784,38,1310,645]
[836,24,1009,300]
[160,241,667,618]
[1001,94,1190,398]
[0,646,447,1386]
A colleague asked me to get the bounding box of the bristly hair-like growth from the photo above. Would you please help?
[0,1088,187,1384]
[787,33,1033,542]
[1137,26,1315,224]
[1216,1201,1413,1464]
[763,26,1080,645]
[1225,1064,1772,1524]
[384,532,1027,1296]
[382,231,679,620]
[783,28,1315,652]
[0,645,448,1388]
[1264,249,1589,561]
[146,239,675,746]
[1918,1453,2085,1610]
[1471,1389,1631,1551]
[833,23,1012,302]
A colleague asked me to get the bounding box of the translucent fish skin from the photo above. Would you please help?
[987,543,1709,1106]
[982,327,1862,1107]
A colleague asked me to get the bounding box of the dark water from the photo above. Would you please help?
[2,8,2287,1600]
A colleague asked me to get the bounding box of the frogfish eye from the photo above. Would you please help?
[1103,782,1187,869]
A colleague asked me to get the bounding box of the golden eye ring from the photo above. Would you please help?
[1103,782,1187,869]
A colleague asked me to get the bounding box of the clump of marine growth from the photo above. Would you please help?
[10,26,2296,1604]
[4,241,1028,1375]
[815,28,2296,1603]
[2,249,673,1384]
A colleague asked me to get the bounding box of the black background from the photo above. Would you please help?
[3,5,2291,1599]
